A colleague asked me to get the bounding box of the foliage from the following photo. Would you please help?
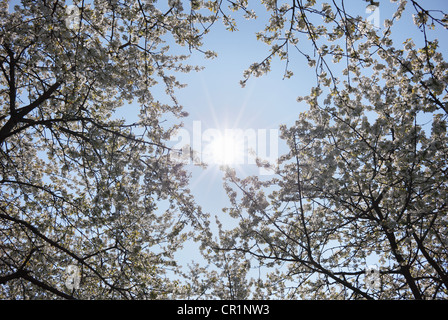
[0,0,223,299]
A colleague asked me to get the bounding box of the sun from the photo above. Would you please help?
[207,133,243,165]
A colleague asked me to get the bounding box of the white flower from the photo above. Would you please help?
[204,50,217,59]
[384,19,393,28]
[373,63,385,71]
[168,0,183,10]
[404,39,414,51]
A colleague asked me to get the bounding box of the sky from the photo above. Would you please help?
[164,2,315,215]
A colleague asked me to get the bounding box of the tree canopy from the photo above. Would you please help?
[0,0,217,299]
[1,0,447,300]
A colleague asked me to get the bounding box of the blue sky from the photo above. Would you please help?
[167,2,313,216]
